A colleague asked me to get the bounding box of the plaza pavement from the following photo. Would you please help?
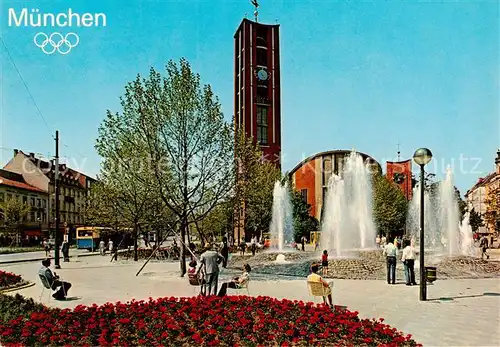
[1,255,498,347]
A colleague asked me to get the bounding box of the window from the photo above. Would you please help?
[323,158,332,186]
[301,189,308,203]
[31,197,35,206]
[23,196,27,204]
[0,193,4,202]
[256,47,267,66]
[37,198,41,207]
[256,107,268,145]
[6,194,12,201]
[256,27,267,46]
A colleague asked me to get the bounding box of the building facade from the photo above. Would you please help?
[234,18,281,168]
[289,150,381,221]
[0,169,49,240]
[465,149,500,235]
[3,150,96,237]
[385,159,413,200]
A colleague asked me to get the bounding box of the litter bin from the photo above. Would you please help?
[425,266,437,283]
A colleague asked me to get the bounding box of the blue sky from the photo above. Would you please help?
[1,0,498,195]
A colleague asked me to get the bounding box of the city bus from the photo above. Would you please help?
[76,227,113,251]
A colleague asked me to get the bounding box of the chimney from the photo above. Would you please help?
[13,149,18,156]
[29,152,35,158]
[496,149,500,174]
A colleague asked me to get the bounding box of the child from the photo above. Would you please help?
[321,250,329,276]
[188,260,200,285]
[188,260,206,296]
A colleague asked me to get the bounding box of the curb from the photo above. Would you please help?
[0,281,35,294]
[0,252,100,265]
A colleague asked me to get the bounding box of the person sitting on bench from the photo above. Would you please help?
[217,264,251,297]
[39,259,72,300]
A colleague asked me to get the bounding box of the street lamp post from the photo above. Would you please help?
[412,148,433,301]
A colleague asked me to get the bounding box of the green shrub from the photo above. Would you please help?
[0,293,49,323]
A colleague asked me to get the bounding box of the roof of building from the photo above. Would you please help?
[0,169,47,193]
[15,150,96,188]
[465,172,497,197]
[288,149,381,177]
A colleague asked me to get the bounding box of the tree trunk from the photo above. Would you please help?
[179,214,187,277]
[133,223,138,261]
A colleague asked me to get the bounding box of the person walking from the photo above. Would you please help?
[43,239,50,257]
[250,235,257,256]
[383,241,397,284]
[479,236,490,260]
[61,240,70,262]
[401,240,417,285]
[198,243,225,296]
[220,237,229,268]
[301,236,306,251]
[99,240,106,256]
[108,240,113,254]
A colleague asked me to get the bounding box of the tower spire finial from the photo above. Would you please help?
[397,141,401,161]
[251,0,259,22]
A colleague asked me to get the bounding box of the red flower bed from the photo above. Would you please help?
[0,270,22,289]
[0,295,420,346]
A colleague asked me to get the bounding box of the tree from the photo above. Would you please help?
[372,173,408,239]
[0,198,31,246]
[104,59,234,276]
[468,207,484,232]
[455,187,467,221]
[96,106,173,261]
[484,186,500,233]
[289,189,319,242]
[233,129,281,240]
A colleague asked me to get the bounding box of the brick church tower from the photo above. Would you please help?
[233,14,281,168]
[233,4,282,243]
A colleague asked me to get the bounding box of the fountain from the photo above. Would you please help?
[269,181,294,252]
[459,212,475,256]
[275,254,287,263]
[439,168,460,255]
[407,167,474,257]
[321,151,376,257]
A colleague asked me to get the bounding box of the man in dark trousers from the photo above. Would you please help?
[220,237,229,268]
[198,243,225,296]
[39,259,72,300]
[301,236,306,251]
[383,241,397,284]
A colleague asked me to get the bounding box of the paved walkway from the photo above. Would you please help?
[1,256,499,346]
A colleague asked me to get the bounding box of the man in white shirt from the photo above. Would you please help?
[383,241,397,284]
[401,240,417,286]
[307,264,333,307]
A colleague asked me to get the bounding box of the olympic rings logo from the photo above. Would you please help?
[33,32,80,55]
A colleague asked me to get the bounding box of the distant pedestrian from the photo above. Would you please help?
[401,240,417,285]
[376,235,381,248]
[43,239,50,257]
[301,236,306,251]
[250,235,257,256]
[383,241,397,284]
[220,237,229,268]
[99,240,105,256]
[480,236,489,260]
[239,239,246,256]
[61,240,70,262]
[321,250,329,276]
[108,240,113,254]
